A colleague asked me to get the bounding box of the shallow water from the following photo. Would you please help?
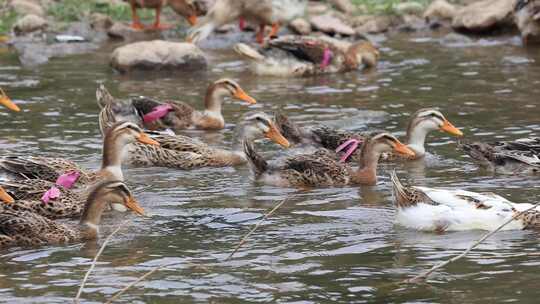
[1,31,540,303]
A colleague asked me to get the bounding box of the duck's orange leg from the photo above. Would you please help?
[151,5,173,30]
[256,24,265,44]
[268,23,280,39]
[130,2,145,30]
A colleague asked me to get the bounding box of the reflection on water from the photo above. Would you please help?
[2,33,540,303]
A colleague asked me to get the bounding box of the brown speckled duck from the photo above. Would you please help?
[234,35,380,76]
[0,181,144,248]
[276,108,463,162]
[100,107,290,169]
[244,132,415,188]
[0,122,159,186]
[460,137,540,174]
[97,79,256,132]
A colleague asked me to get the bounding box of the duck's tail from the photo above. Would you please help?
[390,170,412,209]
[243,140,268,177]
[274,111,304,145]
[96,84,115,109]
[234,43,265,62]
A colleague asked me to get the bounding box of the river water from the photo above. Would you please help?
[1,31,540,303]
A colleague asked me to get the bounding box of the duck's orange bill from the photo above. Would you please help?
[0,88,20,112]
[137,132,160,146]
[124,195,145,216]
[234,88,257,105]
[440,119,463,136]
[393,141,416,157]
[265,124,290,148]
[0,187,15,204]
[188,14,197,26]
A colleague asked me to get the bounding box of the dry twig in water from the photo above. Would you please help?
[74,220,128,303]
[226,198,289,261]
[405,203,540,283]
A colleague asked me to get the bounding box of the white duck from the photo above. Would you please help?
[391,171,540,232]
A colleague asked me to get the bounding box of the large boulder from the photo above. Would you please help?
[452,0,516,33]
[424,0,458,22]
[110,40,207,73]
[514,0,540,44]
[329,0,355,14]
[12,14,47,35]
[310,14,355,36]
[289,18,312,35]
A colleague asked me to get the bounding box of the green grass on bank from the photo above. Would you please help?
[47,0,154,22]
[350,0,430,14]
[0,10,18,35]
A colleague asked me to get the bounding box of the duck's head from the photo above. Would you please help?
[347,41,380,68]
[238,111,290,148]
[0,88,20,112]
[207,79,257,106]
[169,0,204,26]
[365,132,416,158]
[408,108,463,137]
[101,181,145,215]
[106,121,160,147]
[0,186,15,204]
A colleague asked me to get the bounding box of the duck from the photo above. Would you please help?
[0,178,122,219]
[0,181,145,248]
[244,132,415,187]
[460,137,540,174]
[514,0,540,44]
[97,79,257,132]
[123,0,204,30]
[0,121,160,186]
[390,171,540,232]
[0,88,21,112]
[187,0,306,44]
[275,108,463,162]
[234,35,380,76]
[101,107,290,169]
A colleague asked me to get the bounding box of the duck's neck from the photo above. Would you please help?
[99,136,125,181]
[352,142,381,186]
[78,195,108,240]
[406,124,429,157]
[231,124,250,160]
[204,85,226,116]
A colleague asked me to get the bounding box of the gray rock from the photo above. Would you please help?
[12,14,47,36]
[329,0,355,14]
[423,0,458,22]
[11,38,99,66]
[289,18,312,35]
[107,22,163,42]
[452,0,515,33]
[90,13,114,31]
[110,40,207,73]
[355,16,394,34]
[395,2,425,16]
[310,14,355,36]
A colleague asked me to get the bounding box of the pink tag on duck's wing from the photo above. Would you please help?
[41,186,61,204]
[55,171,80,189]
[143,104,174,124]
[320,48,333,69]
[335,139,361,163]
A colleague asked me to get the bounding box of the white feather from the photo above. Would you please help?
[395,187,535,231]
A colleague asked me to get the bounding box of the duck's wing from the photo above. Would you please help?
[414,186,515,211]
[268,36,333,64]
[0,156,80,182]
[282,150,349,185]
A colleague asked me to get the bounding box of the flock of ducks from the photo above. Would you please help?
[1,0,540,249]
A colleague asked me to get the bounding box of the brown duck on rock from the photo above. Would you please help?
[124,0,205,30]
